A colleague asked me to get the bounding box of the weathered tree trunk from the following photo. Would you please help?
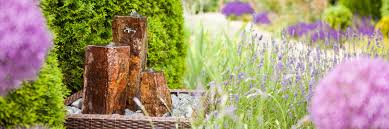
[82,45,131,114]
[112,15,148,111]
[139,70,172,117]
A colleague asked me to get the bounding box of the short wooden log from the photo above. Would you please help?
[82,45,131,114]
[139,70,172,117]
[112,15,148,111]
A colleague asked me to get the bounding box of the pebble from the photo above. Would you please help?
[66,106,81,115]
[67,93,200,118]
[71,98,83,109]
[125,109,135,116]
[132,113,144,117]
[171,94,179,108]
[66,106,74,115]
[73,107,82,114]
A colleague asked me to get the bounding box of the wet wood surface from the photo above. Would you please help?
[112,15,148,111]
[139,70,172,117]
[82,45,131,114]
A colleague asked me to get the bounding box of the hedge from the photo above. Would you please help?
[0,52,68,128]
[339,0,382,19]
[41,0,186,92]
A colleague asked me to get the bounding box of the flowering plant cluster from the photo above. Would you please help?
[221,1,254,17]
[0,0,52,96]
[286,16,382,43]
[311,57,389,129]
[253,12,271,25]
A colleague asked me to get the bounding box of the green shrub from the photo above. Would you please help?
[41,0,186,91]
[322,5,353,30]
[382,0,389,16]
[339,0,381,18]
[376,16,389,38]
[0,52,68,128]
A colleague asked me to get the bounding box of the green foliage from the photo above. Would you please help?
[226,14,253,23]
[322,5,353,30]
[0,52,68,128]
[376,16,389,38]
[41,0,186,91]
[184,0,220,14]
[339,0,382,18]
[382,0,389,16]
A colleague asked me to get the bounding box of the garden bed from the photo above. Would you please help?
[64,90,204,129]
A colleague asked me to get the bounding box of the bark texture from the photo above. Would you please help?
[139,70,172,117]
[112,16,148,111]
[82,45,131,114]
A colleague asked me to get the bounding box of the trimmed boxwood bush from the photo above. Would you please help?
[322,5,353,30]
[0,52,68,128]
[339,0,382,19]
[41,0,186,92]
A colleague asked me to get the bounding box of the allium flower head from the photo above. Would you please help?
[0,0,52,96]
[221,1,254,17]
[311,57,389,129]
[253,12,271,24]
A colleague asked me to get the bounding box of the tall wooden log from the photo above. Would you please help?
[139,70,172,117]
[112,15,148,111]
[82,45,131,114]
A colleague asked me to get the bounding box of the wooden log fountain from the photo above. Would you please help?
[82,45,131,114]
[139,70,172,117]
[112,14,148,111]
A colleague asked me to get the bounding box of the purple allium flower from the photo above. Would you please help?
[0,0,52,95]
[311,57,389,129]
[253,12,271,24]
[221,1,254,17]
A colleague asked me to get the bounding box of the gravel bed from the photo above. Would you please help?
[66,93,201,118]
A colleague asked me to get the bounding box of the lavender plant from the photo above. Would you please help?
[185,23,368,128]
[286,21,342,42]
[0,0,52,96]
[184,14,389,127]
[285,16,384,45]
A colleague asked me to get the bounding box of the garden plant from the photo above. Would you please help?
[41,0,186,92]
[1,0,389,128]
[0,0,68,128]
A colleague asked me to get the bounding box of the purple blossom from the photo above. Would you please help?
[286,22,321,37]
[0,0,53,96]
[295,73,301,82]
[352,16,378,37]
[299,82,305,99]
[311,57,389,129]
[253,12,271,24]
[276,62,283,71]
[286,17,384,43]
[221,1,254,17]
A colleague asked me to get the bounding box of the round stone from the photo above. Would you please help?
[71,98,83,109]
